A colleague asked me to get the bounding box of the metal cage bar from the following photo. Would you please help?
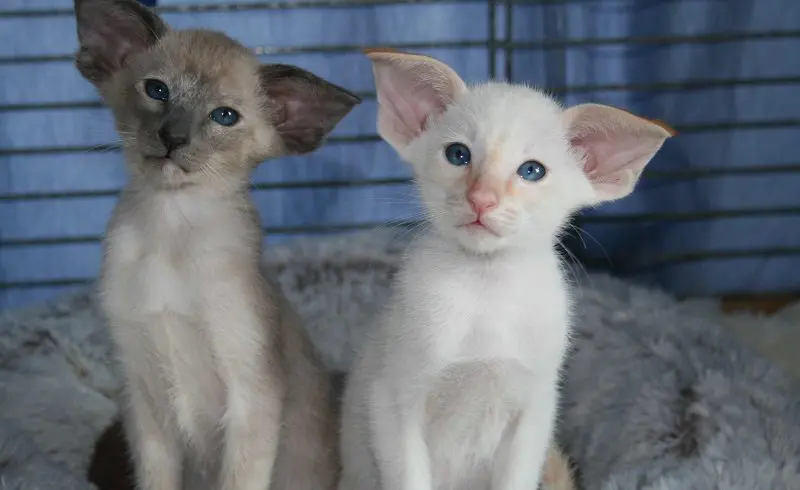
[1,0,799,296]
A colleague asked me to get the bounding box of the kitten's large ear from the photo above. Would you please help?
[365,48,467,151]
[74,0,168,86]
[260,64,362,155]
[564,103,676,203]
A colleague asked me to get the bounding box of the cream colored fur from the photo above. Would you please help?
[338,49,673,490]
[74,1,359,489]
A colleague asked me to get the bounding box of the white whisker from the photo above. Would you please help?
[569,223,612,268]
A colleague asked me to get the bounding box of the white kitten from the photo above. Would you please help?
[338,49,674,490]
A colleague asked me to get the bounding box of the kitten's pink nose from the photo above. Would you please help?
[467,184,498,216]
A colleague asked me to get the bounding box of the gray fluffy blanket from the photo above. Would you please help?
[1,230,799,489]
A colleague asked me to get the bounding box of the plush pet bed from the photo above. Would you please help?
[1,230,799,490]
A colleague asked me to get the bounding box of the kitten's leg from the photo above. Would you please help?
[491,382,558,490]
[208,304,285,490]
[368,375,434,490]
[271,326,339,490]
[125,382,182,490]
[218,359,284,490]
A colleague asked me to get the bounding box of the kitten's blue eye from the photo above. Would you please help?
[144,79,169,101]
[445,143,471,166]
[517,160,547,182]
[210,107,240,127]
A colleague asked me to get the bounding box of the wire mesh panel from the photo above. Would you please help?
[1,0,799,309]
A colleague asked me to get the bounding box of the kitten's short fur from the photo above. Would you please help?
[74,1,360,489]
[338,49,674,490]
[88,373,351,490]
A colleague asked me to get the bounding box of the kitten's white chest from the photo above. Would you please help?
[449,285,538,363]
[419,260,569,366]
[399,248,570,488]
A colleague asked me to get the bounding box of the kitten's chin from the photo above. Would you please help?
[449,224,511,255]
[161,160,189,179]
[141,156,188,174]
[138,156,194,190]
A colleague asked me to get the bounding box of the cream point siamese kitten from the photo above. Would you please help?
[73,0,360,489]
[338,49,675,490]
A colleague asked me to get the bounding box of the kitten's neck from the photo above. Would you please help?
[423,228,557,266]
[120,173,259,233]
[127,173,251,201]
[116,177,263,261]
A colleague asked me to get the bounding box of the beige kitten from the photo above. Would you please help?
[73,0,360,489]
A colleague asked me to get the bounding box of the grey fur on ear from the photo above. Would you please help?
[74,0,168,86]
[259,64,362,155]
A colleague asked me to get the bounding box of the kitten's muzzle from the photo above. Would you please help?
[158,126,189,156]
[158,105,192,157]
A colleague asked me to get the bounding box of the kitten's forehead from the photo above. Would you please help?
[450,83,568,154]
[145,30,260,96]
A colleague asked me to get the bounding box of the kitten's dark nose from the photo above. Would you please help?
[158,126,189,155]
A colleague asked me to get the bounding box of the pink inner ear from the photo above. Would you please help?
[565,103,673,201]
[377,70,448,144]
[571,134,602,176]
[371,56,464,148]
[571,132,657,180]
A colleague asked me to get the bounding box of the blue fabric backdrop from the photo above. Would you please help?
[1,0,798,309]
